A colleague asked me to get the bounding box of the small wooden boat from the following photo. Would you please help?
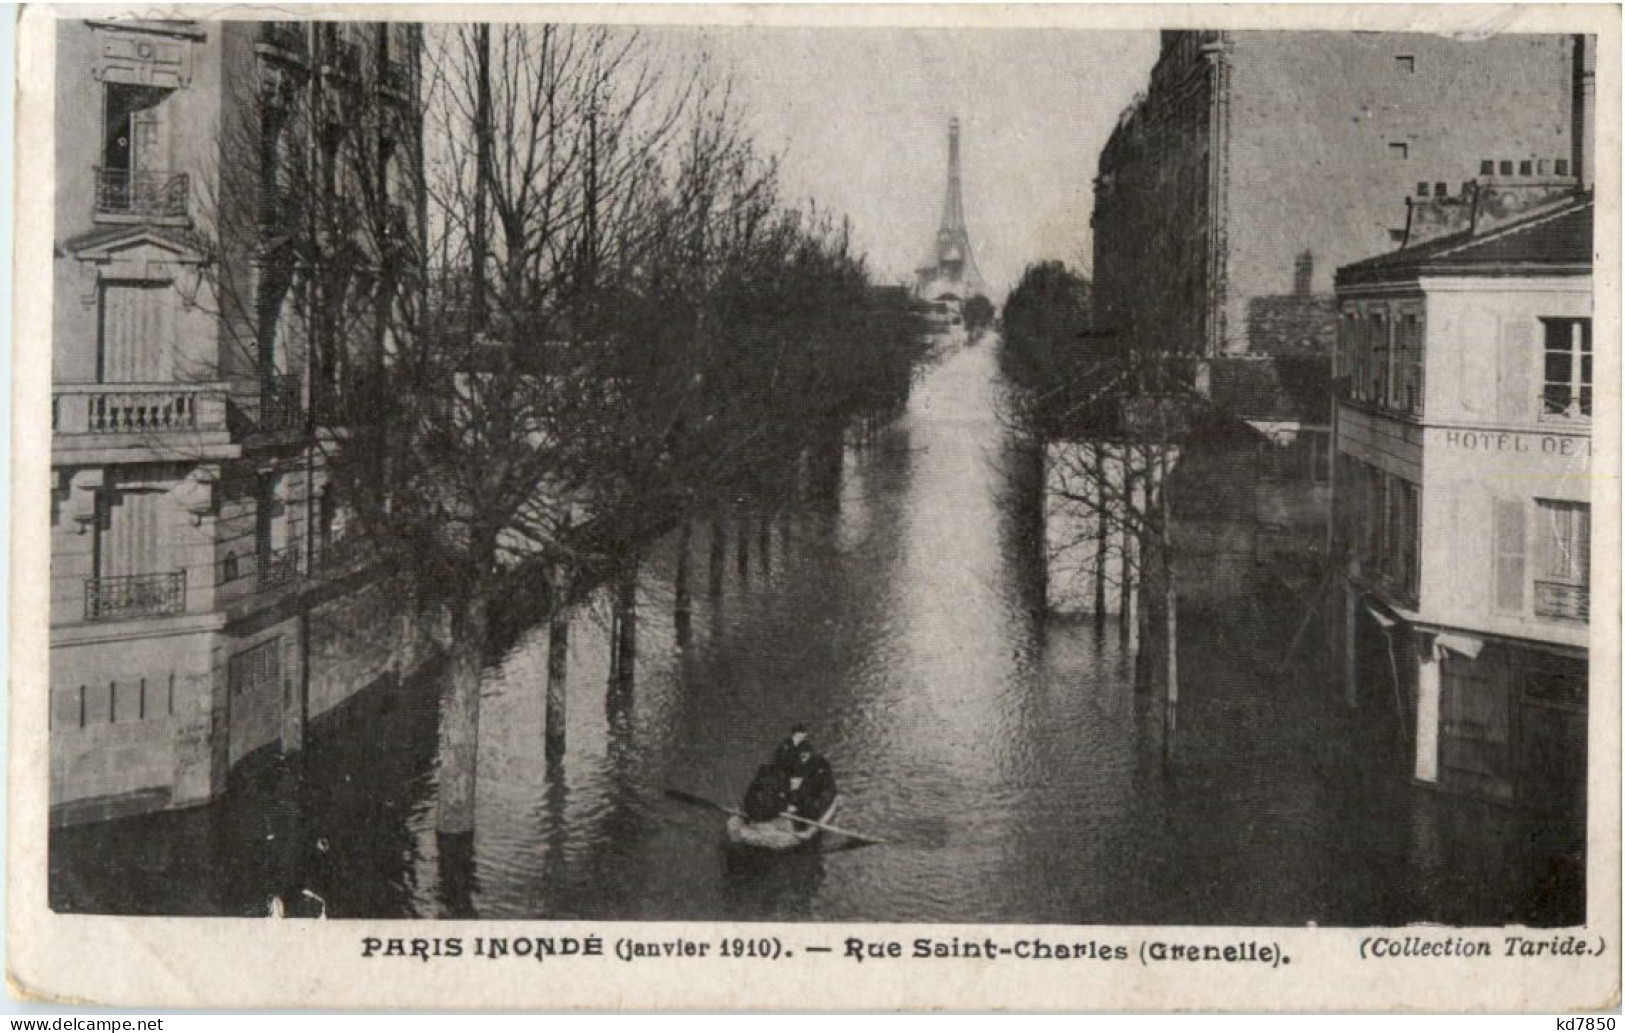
[725,794,840,851]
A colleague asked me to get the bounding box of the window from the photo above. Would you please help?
[103,84,171,176]
[1388,228,1406,244]
[97,280,175,383]
[1389,142,1409,160]
[229,639,282,699]
[1368,311,1389,404]
[1338,311,1358,385]
[1534,500,1590,621]
[1389,479,1420,603]
[1395,55,1415,73]
[1338,456,1419,603]
[1542,318,1592,419]
[1394,311,1424,415]
[99,84,183,218]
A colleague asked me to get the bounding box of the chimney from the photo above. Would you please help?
[1573,35,1596,192]
[1402,161,1579,247]
[1403,182,1476,247]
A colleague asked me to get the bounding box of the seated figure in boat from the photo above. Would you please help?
[741,763,791,823]
[785,744,838,819]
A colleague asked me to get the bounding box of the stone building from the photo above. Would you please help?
[1075,30,1588,616]
[50,19,425,824]
[1332,186,1592,814]
[1092,30,1582,364]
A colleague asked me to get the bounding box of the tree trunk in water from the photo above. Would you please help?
[1093,444,1108,625]
[759,512,772,575]
[673,519,693,646]
[436,595,488,835]
[708,514,726,598]
[1119,456,1135,642]
[612,552,638,695]
[1160,446,1178,767]
[545,576,570,761]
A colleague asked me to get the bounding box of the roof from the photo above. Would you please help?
[1338,195,1593,287]
[1207,355,1332,424]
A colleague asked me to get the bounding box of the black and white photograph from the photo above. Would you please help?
[11,3,1617,1012]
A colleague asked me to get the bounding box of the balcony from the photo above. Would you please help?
[84,571,187,622]
[95,169,190,220]
[54,384,230,438]
[257,542,304,591]
[257,372,304,434]
[314,533,371,574]
[1535,580,1589,622]
[220,542,303,595]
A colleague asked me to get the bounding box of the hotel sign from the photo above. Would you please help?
[1440,429,1592,457]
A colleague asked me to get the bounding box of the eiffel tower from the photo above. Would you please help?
[915,117,984,301]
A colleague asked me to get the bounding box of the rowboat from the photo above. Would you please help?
[725,794,841,851]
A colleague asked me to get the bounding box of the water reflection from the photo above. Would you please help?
[51,341,1582,926]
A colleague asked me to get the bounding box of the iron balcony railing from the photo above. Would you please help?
[220,543,304,593]
[53,384,230,436]
[84,571,187,622]
[257,542,303,591]
[1535,580,1589,621]
[95,168,190,219]
[258,372,303,433]
[315,533,370,572]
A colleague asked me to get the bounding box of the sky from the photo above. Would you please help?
[657,26,1162,300]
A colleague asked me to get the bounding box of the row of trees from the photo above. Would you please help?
[999,260,1201,765]
[205,24,931,834]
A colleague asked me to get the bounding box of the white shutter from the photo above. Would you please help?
[103,489,162,577]
[1496,316,1535,422]
[99,282,174,383]
[1491,498,1527,614]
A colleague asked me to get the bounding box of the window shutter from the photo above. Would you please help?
[1492,498,1527,613]
[1497,317,1535,422]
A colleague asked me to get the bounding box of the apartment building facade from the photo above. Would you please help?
[1332,189,1592,815]
[1084,30,1585,606]
[1093,30,1581,363]
[50,18,424,824]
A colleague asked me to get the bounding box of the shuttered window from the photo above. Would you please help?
[1497,317,1535,422]
[1492,499,1527,614]
[98,280,175,383]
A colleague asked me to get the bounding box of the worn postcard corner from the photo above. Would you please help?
[8,0,1622,1013]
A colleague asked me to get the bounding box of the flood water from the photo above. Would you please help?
[52,340,1584,925]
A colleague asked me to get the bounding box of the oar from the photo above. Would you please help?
[778,807,887,845]
[664,789,886,845]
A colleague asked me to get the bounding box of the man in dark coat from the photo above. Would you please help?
[772,724,812,776]
[786,745,837,818]
[741,764,790,823]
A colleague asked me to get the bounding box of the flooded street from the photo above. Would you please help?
[52,340,1583,925]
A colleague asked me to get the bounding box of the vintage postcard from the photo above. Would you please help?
[8,2,1620,1012]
